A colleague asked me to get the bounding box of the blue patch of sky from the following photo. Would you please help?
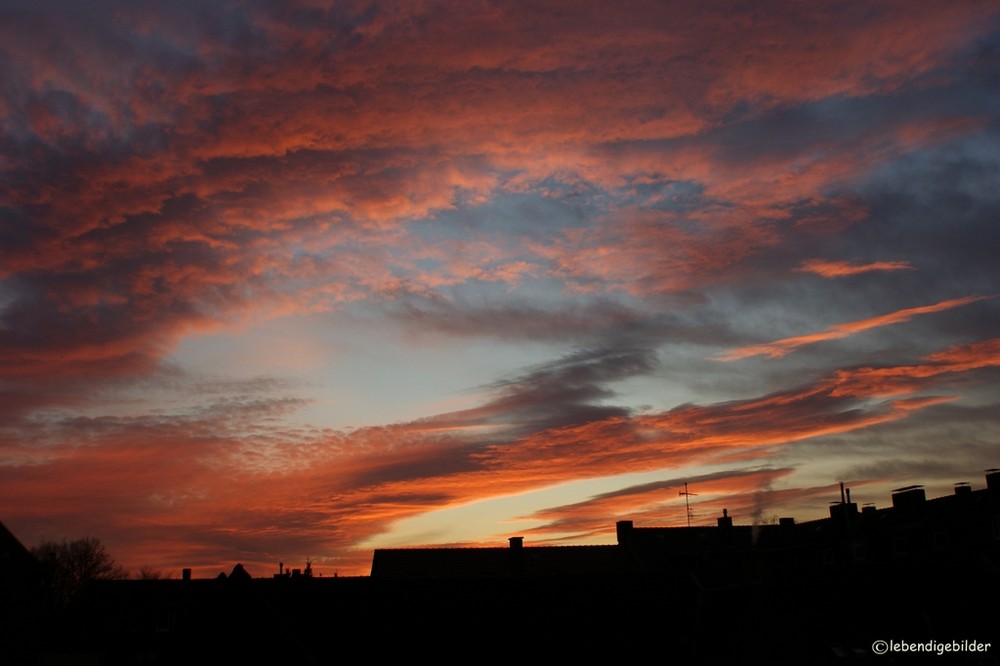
[614,176,706,212]
[413,189,594,241]
[707,83,992,169]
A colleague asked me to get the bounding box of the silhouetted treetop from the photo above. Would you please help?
[31,536,128,608]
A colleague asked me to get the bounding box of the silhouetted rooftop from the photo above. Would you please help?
[371,543,637,579]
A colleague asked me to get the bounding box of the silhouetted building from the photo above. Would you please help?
[0,522,42,664]
[370,539,635,579]
[368,470,1000,663]
[371,470,1000,581]
[5,470,999,664]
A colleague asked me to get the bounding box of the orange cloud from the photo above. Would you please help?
[797,259,915,277]
[1,0,992,398]
[716,295,993,361]
[827,338,1000,398]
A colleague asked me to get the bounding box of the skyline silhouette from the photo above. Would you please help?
[4,469,998,663]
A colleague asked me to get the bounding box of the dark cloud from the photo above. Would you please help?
[383,293,647,343]
[590,467,795,502]
[474,346,659,432]
[858,137,1000,287]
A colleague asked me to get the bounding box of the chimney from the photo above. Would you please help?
[829,502,856,521]
[986,469,1000,493]
[616,520,634,545]
[891,485,926,511]
[717,508,733,528]
[775,517,796,546]
[954,482,972,496]
[182,568,192,581]
[830,482,859,524]
[508,536,523,550]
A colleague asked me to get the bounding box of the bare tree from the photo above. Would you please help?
[137,565,172,580]
[32,537,128,608]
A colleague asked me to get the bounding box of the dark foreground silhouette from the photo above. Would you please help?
[3,470,999,665]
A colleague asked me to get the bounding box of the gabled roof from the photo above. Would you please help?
[0,521,36,565]
[0,521,41,586]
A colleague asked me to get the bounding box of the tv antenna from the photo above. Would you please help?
[679,482,698,527]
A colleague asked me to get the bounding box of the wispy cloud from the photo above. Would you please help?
[715,296,993,361]
[797,259,915,277]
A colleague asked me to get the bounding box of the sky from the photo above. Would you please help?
[2,0,1000,578]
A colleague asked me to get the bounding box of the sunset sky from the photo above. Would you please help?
[2,0,1000,577]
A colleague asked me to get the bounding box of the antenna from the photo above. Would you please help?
[679,482,698,527]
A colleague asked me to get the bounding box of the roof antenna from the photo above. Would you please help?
[679,482,698,527]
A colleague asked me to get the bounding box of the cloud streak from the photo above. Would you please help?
[715,295,994,361]
[797,259,915,277]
